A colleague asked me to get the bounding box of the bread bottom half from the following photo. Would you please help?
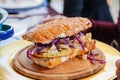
[32,49,79,68]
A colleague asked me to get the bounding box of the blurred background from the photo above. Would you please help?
[0,0,120,80]
[50,0,119,23]
[0,0,119,46]
[0,0,120,79]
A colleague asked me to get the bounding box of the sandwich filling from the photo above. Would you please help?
[27,32,96,59]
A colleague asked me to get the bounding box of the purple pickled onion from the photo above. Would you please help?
[27,50,32,59]
[30,46,36,55]
[51,38,60,49]
[59,37,74,48]
[87,51,91,56]
[92,58,106,64]
[100,60,106,64]
[27,45,36,59]
[92,53,99,56]
[68,42,75,48]
[64,37,69,43]
[59,37,69,44]
[78,32,85,36]
[89,58,95,64]
[55,42,60,50]
[88,51,99,56]
[37,46,45,53]
[87,52,106,64]
[91,58,106,64]
[87,55,95,64]
[74,36,85,50]
[51,38,58,44]
[87,52,95,64]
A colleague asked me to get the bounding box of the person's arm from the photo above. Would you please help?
[89,19,118,44]
[116,59,120,79]
[117,11,120,42]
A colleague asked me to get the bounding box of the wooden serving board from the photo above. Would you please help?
[13,45,105,80]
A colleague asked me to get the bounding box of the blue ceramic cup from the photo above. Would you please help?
[0,24,14,40]
[0,8,8,30]
[0,8,14,40]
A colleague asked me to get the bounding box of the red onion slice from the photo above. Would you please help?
[27,50,32,59]
[59,37,69,44]
[74,36,85,50]
[37,47,45,53]
[27,45,36,59]
[68,42,75,48]
[87,52,106,64]
[51,38,58,44]
[78,32,84,36]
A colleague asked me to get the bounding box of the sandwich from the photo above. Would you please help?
[22,17,96,68]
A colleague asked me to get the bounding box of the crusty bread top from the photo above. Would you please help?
[22,17,92,44]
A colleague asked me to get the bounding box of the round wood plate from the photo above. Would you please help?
[13,45,105,80]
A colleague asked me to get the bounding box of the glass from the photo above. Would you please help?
[0,8,8,31]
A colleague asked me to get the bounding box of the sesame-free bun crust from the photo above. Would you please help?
[22,17,92,44]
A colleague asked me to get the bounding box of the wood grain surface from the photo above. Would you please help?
[13,45,105,80]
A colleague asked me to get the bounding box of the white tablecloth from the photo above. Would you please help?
[0,6,48,47]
